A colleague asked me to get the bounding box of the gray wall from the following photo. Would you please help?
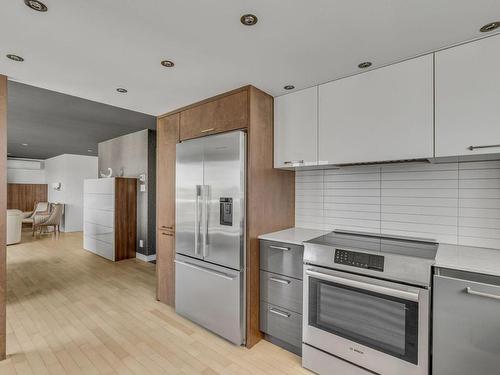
[98,129,156,256]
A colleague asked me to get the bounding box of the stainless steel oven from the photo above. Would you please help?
[303,264,430,375]
[302,231,436,375]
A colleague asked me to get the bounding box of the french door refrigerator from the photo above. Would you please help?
[175,130,246,345]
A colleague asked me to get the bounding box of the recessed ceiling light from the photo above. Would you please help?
[21,143,28,146]
[6,54,24,62]
[24,0,48,12]
[240,14,258,26]
[161,60,175,68]
[284,85,295,90]
[358,61,372,69]
[116,88,128,93]
[480,21,500,33]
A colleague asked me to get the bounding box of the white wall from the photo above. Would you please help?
[45,155,65,203]
[45,154,98,232]
[7,159,46,183]
[296,160,500,249]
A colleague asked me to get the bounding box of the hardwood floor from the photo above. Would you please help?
[0,231,309,374]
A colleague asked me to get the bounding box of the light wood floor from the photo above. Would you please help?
[0,231,310,375]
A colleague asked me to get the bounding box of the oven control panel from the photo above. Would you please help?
[334,249,384,272]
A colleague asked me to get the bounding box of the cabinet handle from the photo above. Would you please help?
[284,160,304,165]
[466,287,500,301]
[200,128,215,133]
[269,245,290,251]
[269,277,291,285]
[468,144,500,151]
[161,225,173,230]
[161,232,173,236]
[269,308,291,318]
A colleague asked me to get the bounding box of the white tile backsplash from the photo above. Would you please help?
[295,160,500,249]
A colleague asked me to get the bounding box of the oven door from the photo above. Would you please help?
[303,265,429,375]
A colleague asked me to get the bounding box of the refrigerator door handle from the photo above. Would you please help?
[174,259,237,281]
[195,185,202,256]
[202,185,210,258]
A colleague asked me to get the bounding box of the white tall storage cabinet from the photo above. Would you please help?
[318,55,434,165]
[84,178,116,260]
[435,34,500,157]
[83,177,137,262]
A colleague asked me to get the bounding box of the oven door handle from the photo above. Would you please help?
[305,270,420,302]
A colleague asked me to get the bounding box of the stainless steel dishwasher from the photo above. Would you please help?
[433,268,500,375]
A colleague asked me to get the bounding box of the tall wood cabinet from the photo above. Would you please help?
[156,86,295,348]
[156,113,179,306]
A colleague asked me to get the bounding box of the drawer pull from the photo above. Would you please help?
[466,287,500,301]
[269,307,291,318]
[468,144,500,151]
[161,232,173,236]
[284,160,304,165]
[200,128,215,133]
[269,277,291,285]
[269,245,290,251]
[161,225,173,229]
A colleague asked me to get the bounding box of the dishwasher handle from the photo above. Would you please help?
[466,287,500,301]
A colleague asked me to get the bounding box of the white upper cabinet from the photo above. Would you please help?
[435,35,500,157]
[318,55,434,165]
[274,86,318,168]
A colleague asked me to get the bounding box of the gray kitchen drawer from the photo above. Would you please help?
[260,270,303,314]
[260,240,304,279]
[260,301,302,349]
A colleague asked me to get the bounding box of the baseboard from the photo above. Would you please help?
[135,252,156,262]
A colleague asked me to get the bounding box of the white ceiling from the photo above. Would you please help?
[1,0,500,116]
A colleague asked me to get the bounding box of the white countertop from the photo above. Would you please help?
[435,243,500,277]
[258,227,329,246]
[259,227,500,277]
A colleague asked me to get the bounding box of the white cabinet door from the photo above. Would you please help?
[274,87,318,168]
[435,35,500,157]
[319,55,434,165]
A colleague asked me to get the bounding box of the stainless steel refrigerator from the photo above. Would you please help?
[175,130,245,345]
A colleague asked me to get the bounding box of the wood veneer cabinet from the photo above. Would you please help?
[156,86,295,348]
[156,113,179,306]
[179,90,248,140]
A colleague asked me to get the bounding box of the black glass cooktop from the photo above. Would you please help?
[308,230,438,260]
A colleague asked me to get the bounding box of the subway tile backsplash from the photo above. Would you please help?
[295,160,500,249]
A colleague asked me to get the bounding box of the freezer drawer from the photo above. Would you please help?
[433,270,500,375]
[175,254,244,345]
